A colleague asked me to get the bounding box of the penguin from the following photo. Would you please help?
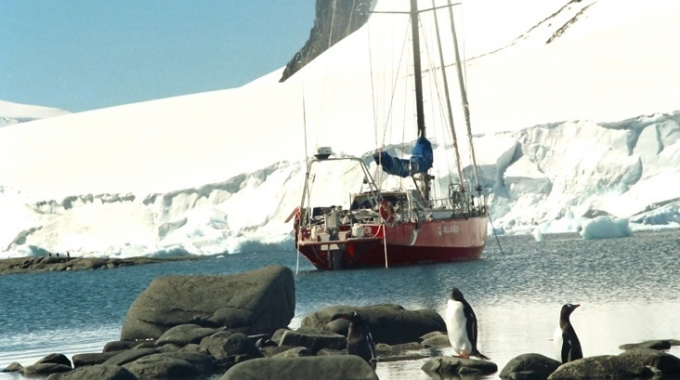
[337,311,376,368]
[553,303,583,363]
[445,287,489,360]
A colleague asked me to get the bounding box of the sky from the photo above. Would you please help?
[0,1,315,112]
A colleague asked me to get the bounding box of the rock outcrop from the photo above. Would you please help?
[279,0,372,82]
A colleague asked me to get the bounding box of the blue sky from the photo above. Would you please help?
[0,1,315,112]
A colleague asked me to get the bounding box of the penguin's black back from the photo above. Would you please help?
[345,312,376,368]
[559,304,583,363]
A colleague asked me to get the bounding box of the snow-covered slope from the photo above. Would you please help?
[0,0,678,258]
[0,100,69,127]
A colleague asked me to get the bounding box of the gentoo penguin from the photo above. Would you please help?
[337,311,376,368]
[553,303,583,363]
[445,287,489,360]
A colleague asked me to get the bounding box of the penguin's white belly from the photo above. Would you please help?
[553,326,563,361]
[445,300,472,355]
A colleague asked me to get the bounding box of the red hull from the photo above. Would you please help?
[295,214,488,270]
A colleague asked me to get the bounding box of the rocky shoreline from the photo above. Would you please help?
[0,254,202,275]
[2,265,679,380]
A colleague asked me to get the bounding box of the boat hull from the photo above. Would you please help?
[295,214,488,270]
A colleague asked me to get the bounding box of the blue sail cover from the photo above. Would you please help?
[376,136,433,178]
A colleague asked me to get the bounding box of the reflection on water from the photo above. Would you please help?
[0,230,679,380]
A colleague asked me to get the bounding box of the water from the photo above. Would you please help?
[1,230,679,380]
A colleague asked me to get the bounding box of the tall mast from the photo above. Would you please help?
[409,0,426,138]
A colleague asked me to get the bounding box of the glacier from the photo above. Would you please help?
[1,0,679,258]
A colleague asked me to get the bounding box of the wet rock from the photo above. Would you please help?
[21,362,72,376]
[420,332,451,348]
[21,353,73,376]
[421,356,498,377]
[45,364,139,380]
[619,339,672,351]
[220,355,379,380]
[500,353,561,380]
[301,304,446,345]
[2,362,23,372]
[121,265,295,340]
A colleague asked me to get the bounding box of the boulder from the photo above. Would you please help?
[548,349,680,380]
[155,324,221,347]
[277,327,347,354]
[220,355,379,380]
[122,352,215,380]
[121,265,295,340]
[421,356,498,376]
[618,349,680,375]
[301,304,445,344]
[547,355,648,380]
[200,332,263,364]
[45,365,139,380]
[500,353,561,380]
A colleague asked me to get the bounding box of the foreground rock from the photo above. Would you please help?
[500,353,561,380]
[0,255,201,275]
[422,356,498,377]
[548,349,680,380]
[121,265,295,340]
[220,355,379,380]
[301,304,446,344]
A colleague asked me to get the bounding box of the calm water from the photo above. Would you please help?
[1,230,679,380]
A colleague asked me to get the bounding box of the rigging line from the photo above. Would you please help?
[446,0,480,190]
[488,212,505,254]
[367,21,378,150]
[430,0,465,188]
[380,19,411,150]
[346,0,358,37]
[328,0,337,50]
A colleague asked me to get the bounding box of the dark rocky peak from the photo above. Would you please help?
[279,0,373,82]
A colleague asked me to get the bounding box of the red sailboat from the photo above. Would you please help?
[290,0,489,270]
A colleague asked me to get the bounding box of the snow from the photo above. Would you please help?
[1,0,680,258]
[0,100,69,127]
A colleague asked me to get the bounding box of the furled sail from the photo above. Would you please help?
[374,136,433,178]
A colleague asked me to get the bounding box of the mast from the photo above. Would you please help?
[409,0,426,138]
[446,0,481,191]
